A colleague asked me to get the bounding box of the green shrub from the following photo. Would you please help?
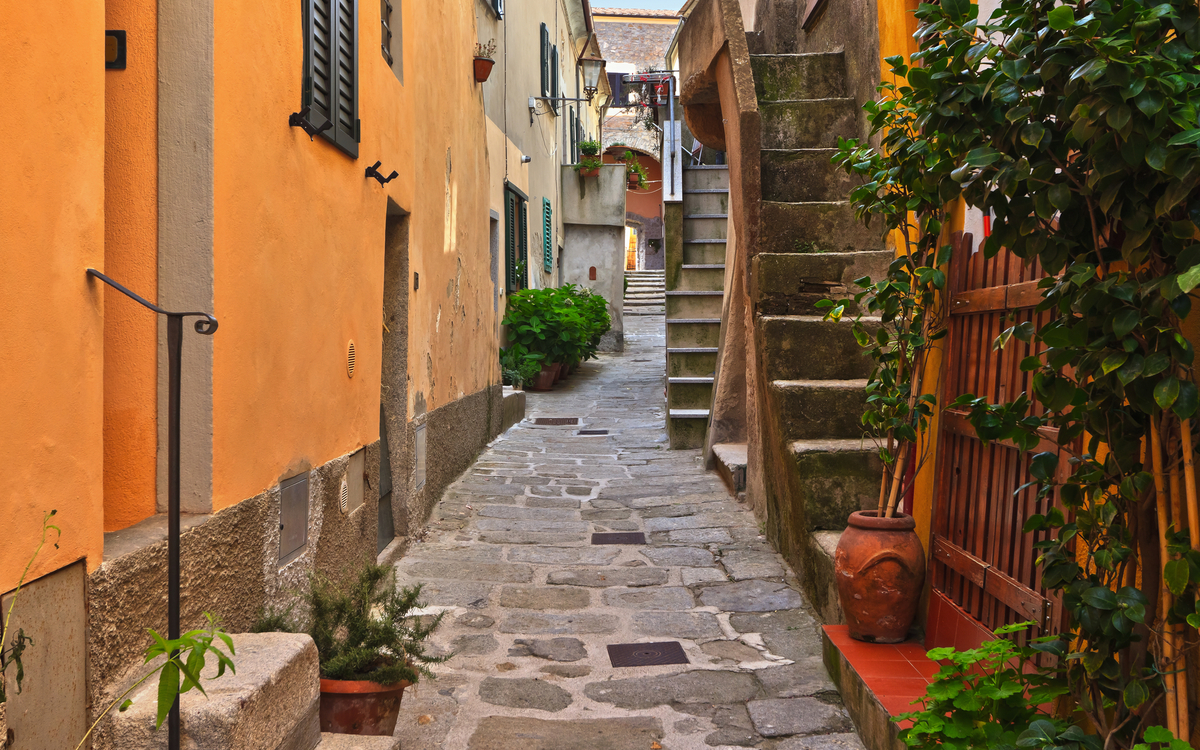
[500,285,611,374]
[572,155,602,173]
[579,139,600,157]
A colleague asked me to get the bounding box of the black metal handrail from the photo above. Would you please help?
[86,268,217,750]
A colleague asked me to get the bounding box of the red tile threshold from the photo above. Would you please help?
[824,625,936,720]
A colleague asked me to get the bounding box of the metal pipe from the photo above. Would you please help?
[86,269,216,749]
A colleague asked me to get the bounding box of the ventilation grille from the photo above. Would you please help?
[607,642,689,667]
[339,476,350,513]
[347,340,356,378]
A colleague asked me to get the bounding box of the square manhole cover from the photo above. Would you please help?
[578,429,609,435]
[608,642,689,668]
[533,417,579,425]
[591,532,646,545]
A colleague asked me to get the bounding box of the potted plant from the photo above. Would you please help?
[256,563,448,736]
[626,157,648,190]
[608,146,629,162]
[473,40,496,83]
[573,156,602,178]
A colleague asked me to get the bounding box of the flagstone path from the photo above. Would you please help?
[391,315,865,750]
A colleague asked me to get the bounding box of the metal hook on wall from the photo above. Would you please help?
[289,105,332,141]
[366,161,399,185]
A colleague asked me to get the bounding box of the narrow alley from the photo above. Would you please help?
[391,316,864,749]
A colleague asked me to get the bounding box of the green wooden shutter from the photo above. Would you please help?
[542,198,553,273]
[519,200,529,287]
[569,108,576,161]
[550,46,559,114]
[540,24,549,99]
[304,0,358,157]
[504,191,517,293]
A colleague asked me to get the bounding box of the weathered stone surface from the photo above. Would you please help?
[474,518,588,532]
[400,561,533,583]
[632,611,723,639]
[644,513,743,532]
[466,717,664,749]
[499,585,590,610]
[479,505,579,521]
[508,637,587,662]
[701,640,764,663]
[581,509,632,520]
[524,497,582,509]
[451,634,499,656]
[757,662,838,698]
[700,580,805,612]
[456,612,495,629]
[722,550,787,580]
[747,698,853,737]
[682,567,728,585]
[479,678,572,712]
[540,664,592,678]
[547,568,668,587]
[507,546,620,565]
[602,586,695,610]
[318,732,400,749]
[666,528,734,544]
[639,547,716,567]
[498,613,618,634]
[584,670,760,709]
[777,733,868,750]
[400,580,492,608]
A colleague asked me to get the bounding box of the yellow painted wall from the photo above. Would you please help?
[209,0,497,509]
[0,0,106,589]
[103,0,159,532]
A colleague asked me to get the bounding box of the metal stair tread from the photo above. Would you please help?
[669,408,712,418]
[668,347,719,354]
[761,97,856,104]
[668,318,721,324]
[762,200,850,208]
[759,314,882,324]
[684,188,730,194]
[669,377,715,384]
[683,264,725,269]
[789,438,879,454]
[666,290,723,296]
[772,378,869,389]
[684,213,729,219]
[683,239,727,244]
[684,165,729,170]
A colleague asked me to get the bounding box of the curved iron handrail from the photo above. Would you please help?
[86,268,218,334]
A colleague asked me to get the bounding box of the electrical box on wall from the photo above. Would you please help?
[279,473,309,564]
[414,423,427,490]
[343,449,365,514]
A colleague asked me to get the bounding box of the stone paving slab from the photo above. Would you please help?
[386,316,864,749]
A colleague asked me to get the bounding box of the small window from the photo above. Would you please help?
[381,0,401,82]
[303,0,360,158]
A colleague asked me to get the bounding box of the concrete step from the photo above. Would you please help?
[759,201,884,255]
[683,240,727,265]
[668,378,715,410]
[107,633,321,750]
[752,251,892,316]
[683,166,730,191]
[758,315,878,381]
[760,99,857,150]
[789,439,883,531]
[761,149,856,203]
[668,347,718,378]
[678,265,725,291]
[751,52,847,101]
[668,409,711,449]
[682,190,730,214]
[713,442,748,494]
[666,290,723,318]
[683,216,729,241]
[666,319,722,348]
[626,271,665,277]
[769,379,870,440]
[627,307,666,315]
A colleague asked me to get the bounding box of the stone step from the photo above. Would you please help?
[751,52,847,101]
[682,190,730,214]
[319,733,401,749]
[683,215,729,241]
[752,251,892,316]
[760,99,857,150]
[758,315,878,381]
[667,347,718,379]
[803,530,843,625]
[769,379,870,440]
[789,439,883,531]
[626,271,665,276]
[683,166,730,191]
[668,409,711,449]
[678,265,725,291]
[759,202,884,255]
[107,633,321,750]
[713,442,748,494]
[668,378,715,410]
[627,306,666,315]
[666,290,723,318]
[683,240,727,265]
[761,149,856,203]
[666,319,722,348]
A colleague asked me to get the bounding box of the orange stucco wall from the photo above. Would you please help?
[209,0,497,509]
[103,0,159,532]
[0,0,106,590]
[603,151,664,220]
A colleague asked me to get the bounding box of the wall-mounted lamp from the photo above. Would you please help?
[578,53,606,103]
[521,155,532,164]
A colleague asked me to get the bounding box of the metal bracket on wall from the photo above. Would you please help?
[289,105,333,141]
[366,161,399,185]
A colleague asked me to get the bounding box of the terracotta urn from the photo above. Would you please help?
[529,365,556,391]
[627,174,640,189]
[473,57,495,83]
[319,678,411,736]
[550,362,564,383]
[834,510,925,643]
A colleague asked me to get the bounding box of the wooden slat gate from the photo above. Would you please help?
[929,232,1065,648]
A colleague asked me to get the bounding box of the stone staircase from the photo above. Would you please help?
[749,52,889,623]
[623,269,665,314]
[666,165,729,449]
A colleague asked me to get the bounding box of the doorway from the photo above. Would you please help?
[379,204,409,554]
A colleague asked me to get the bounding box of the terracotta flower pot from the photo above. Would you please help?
[834,510,926,643]
[578,167,599,177]
[319,678,411,736]
[627,175,640,189]
[550,362,564,383]
[473,57,495,83]
[529,365,556,391]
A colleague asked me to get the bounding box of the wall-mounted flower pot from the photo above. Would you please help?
[473,57,495,83]
[578,167,599,178]
[319,678,411,736]
[833,511,925,643]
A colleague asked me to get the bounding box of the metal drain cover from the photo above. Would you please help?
[578,429,609,435]
[533,417,579,425]
[608,642,689,667]
[591,532,646,545]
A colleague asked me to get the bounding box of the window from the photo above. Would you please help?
[381,0,393,64]
[487,0,503,18]
[505,188,528,293]
[540,24,550,99]
[542,198,553,273]
[304,0,359,157]
[381,0,401,82]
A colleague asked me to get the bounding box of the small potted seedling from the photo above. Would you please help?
[573,140,602,177]
[473,40,497,83]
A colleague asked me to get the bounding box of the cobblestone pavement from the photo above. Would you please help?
[392,316,864,750]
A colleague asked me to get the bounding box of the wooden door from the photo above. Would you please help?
[928,232,1065,650]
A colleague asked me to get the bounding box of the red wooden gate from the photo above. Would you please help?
[928,232,1065,650]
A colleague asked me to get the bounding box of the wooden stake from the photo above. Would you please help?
[884,446,909,519]
[1182,418,1200,553]
[1151,418,1180,738]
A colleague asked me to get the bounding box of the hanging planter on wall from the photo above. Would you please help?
[473,40,496,83]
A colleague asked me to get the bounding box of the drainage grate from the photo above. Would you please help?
[591,532,646,545]
[607,642,689,668]
[578,429,609,436]
[533,417,579,425]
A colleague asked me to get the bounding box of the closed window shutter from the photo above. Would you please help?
[505,192,517,293]
[550,46,559,114]
[333,0,359,157]
[305,0,359,157]
[542,199,553,273]
[540,24,549,99]
[303,0,334,126]
[569,108,577,162]
[519,200,529,287]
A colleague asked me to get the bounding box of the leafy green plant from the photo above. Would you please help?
[1,509,60,705]
[579,139,600,157]
[626,157,649,190]
[501,285,611,368]
[259,562,449,686]
[572,155,602,174]
[896,622,1068,750]
[500,344,544,386]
